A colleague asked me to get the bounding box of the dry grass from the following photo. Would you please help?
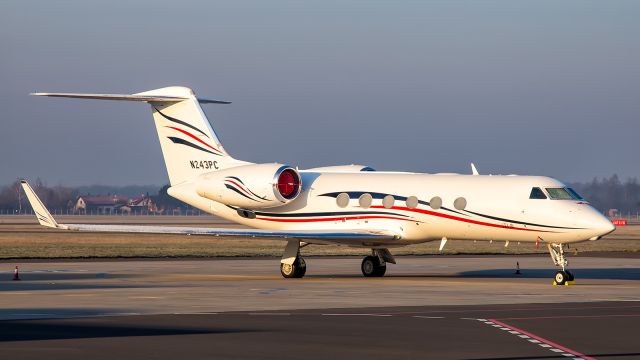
[0,216,638,259]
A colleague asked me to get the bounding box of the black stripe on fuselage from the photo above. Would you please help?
[225,184,261,202]
[154,107,210,138]
[463,210,585,230]
[167,137,221,156]
[226,176,267,200]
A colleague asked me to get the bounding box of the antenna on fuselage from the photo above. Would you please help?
[470,163,479,175]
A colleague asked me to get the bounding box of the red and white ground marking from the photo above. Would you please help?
[477,318,595,360]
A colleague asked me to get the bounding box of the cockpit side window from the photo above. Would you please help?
[529,187,547,199]
[546,188,574,200]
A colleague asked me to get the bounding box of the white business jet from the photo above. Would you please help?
[22,86,614,284]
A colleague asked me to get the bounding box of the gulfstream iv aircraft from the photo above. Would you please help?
[23,86,615,284]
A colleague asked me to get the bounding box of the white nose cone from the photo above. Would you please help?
[588,214,616,240]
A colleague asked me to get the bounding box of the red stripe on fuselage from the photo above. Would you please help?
[370,206,556,233]
[166,126,223,154]
[256,215,416,223]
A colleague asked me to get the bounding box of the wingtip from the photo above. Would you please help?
[20,179,27,184]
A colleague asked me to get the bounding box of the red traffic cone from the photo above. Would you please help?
[13,266,20,281]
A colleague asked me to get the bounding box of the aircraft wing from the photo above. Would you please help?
[20,180,399,244]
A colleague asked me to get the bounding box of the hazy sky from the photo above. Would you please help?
[2,1,639,186]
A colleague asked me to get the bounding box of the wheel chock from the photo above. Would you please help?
[552,281,575,286]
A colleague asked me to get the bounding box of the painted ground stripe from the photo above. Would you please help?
[488,319,595,360]
[322,313,392,317]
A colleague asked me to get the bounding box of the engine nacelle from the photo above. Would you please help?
[196,163,302,209]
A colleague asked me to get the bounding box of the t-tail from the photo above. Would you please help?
[31,86,249,185]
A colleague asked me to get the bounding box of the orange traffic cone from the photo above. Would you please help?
[13,266,20,281]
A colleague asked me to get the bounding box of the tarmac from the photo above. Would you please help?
[1,255,639,359]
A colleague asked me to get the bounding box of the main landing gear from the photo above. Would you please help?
[280,257,306,278]
[361,249,396,277]
[280,240,307,278]
[279,241,397,279]
[547,243,575,285]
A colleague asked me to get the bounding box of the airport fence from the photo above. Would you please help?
[0,209,208,216]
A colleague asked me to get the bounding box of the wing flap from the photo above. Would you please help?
[63,224,398,242]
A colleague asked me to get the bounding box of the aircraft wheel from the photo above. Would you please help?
[554,270,569,285]
[361,256,386,277]
[281,257,306,279]
[566,270,574,281]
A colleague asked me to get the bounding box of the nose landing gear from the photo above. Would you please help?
[547,243,575,285]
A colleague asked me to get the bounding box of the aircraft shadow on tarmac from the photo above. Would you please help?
[307,267,640,280]
[0,314,253,342]
[459,267,640,280]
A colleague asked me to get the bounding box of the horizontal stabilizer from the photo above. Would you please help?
[30,92,230,104]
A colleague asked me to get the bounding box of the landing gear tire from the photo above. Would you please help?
[566,270,574,282]
[281,257,306,279]
[554,270,569,285]
[361,256,386,277]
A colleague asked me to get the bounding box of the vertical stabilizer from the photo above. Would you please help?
[140,88,248,185]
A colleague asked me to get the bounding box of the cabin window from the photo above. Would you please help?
[454,197,467,210]
[429,196,442,210]
[529,187,547,199]
[382,195,395,209]
[336,193,350,208]
[405,196,418,209]
[359,193,372,208]
[545,188,573,200]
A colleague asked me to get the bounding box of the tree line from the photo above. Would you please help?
[0,180,188,213]
[0,175,638,216]
[570,175,640,215]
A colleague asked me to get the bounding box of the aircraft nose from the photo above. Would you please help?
[589,213,615,240]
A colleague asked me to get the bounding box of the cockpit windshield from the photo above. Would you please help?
[546,187,583,200]
[566,188,584,200]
